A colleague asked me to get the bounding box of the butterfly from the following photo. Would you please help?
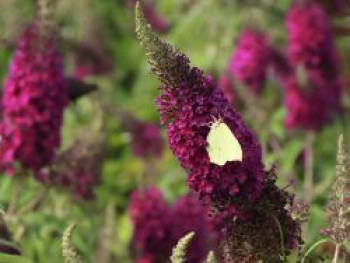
[206,117,243,166]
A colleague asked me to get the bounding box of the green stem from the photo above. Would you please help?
[300,239,328,263]
[7,178,20,216]
[271,215,286,261]
[303,132,315,205]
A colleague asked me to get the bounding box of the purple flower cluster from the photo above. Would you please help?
[136,3,265,217]
[228,30,270,93]
[136,5,304,259]
[158,67,265,215]
[269,48,293,84]
[223,176,303,262]
[286,1,338,71]
[128,188,217,263]
[117,110,164,159]
[284,1,342,131]
[73,43,113,79]
[171,194,218,263]
[128,187,173,263]
[319,0,349,15]
[284,78,341,131]
[129,121,163,159]
[0,24,68,174]
[36,136,105,200]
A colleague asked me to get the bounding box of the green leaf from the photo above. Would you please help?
[0,253,33,263]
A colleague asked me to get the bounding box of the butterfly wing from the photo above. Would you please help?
[207,140,225,166]
[206,123,225,165]
[217,123,243,162]
[206,121,242,166]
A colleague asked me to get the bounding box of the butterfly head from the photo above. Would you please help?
[208,115,223,128]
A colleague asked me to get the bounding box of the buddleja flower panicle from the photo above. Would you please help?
[223,177,303,262]
[0,18,68,173]
[229,29,270,93]
[128,188,219,263]
[135,4,304,261]
[135,2,190,88]
[322,134,350,244]
[128,187,174,263]
[284,1,343,131]
[135,0,265,218]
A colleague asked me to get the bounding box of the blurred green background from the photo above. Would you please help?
[0,0,349,262]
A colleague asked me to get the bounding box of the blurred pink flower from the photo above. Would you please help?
[36,135,105,200]
[0,23,68,174]
[130,121,163,158]
[229,30,270,93]
[128,188,220,262]
[217,72,235,103]
[72,42,113,79]
[171,194,219,263]
[128,187,175,263]
[286,1,340,77]
[284,1,343,131]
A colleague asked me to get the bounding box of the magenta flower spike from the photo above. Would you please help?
[128,187,174,263]
[284,1,343,131]
[171,194,219,263]
[135,3,265,217]
[116,110,164,159]
[229,30,270,93]
[129,188,220,263]
[135,4,304,260]
[286,1,339,75]
[0,21,68,174]
[223,176,303,261]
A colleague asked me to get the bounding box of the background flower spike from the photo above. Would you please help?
[206,251,216,263]
[170,232,195,263]
[321,134,350,246]
[62,224,83,263]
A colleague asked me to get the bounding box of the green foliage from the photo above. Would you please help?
[0,253,32,263]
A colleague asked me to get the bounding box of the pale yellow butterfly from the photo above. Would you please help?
[206,117,243,166]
